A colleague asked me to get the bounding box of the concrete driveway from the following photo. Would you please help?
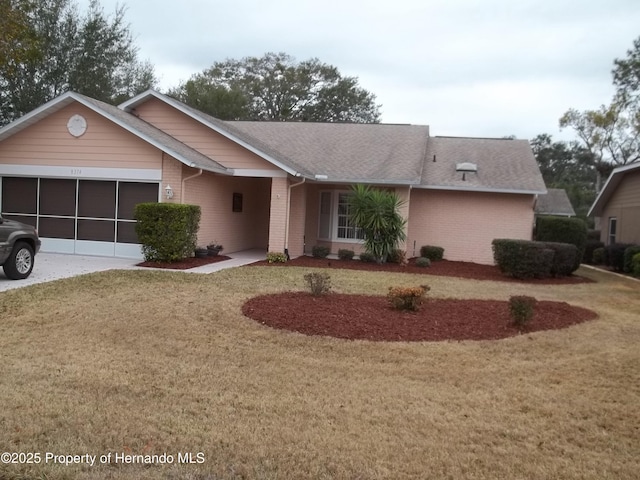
[0,250,265,292]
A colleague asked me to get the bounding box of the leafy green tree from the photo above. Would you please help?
[169,52,381,122]
[530,133,597,221]
[348,184,406,264]
[0,0,156,125]
[0,0,39,71]
[560,36,640,192]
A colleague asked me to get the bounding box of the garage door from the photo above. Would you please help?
[0,177,159,258]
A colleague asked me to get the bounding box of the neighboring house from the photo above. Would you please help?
[0,90,547,265]
[588,162,640,245]
[535,188,576,217]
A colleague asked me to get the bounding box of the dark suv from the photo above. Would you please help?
[0,215,41,280]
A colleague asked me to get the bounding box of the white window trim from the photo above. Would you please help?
[317,190,365,244]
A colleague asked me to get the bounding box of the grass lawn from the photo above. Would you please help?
[0,265,638,479]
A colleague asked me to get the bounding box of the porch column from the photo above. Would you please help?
[287,182,307,257]
[395,186,411,253]
[268,177,289,253]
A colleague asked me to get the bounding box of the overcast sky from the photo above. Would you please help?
[81,0,640,141]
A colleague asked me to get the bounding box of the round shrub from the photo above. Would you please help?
[337,249,355,260]
[387,248,407,264]
[540,242,579,276]
[419,245,444,261]
[311,245,330,258]
[623,245,640,273]
[632,253,640,278]
[592,247,605,265]
[584,239,605,264]
[492,239,554,279]
[415,257,431,268]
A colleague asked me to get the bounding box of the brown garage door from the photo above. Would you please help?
[1,177,158,257]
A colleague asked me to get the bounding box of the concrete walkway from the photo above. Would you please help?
[0,249,265,292]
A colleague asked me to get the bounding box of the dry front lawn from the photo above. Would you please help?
[0,266,638,479]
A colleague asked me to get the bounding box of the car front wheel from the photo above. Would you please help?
[3,241,35,280]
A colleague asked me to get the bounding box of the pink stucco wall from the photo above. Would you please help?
[0,103,162,170]
[133,98,281,171]
[407,189,535,264]
[181,167,271,253]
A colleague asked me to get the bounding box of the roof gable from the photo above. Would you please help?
[0,91,228,174]
[588,161,640,216]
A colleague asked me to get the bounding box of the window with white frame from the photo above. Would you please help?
[318,191,364,242]
[608,217,617,245]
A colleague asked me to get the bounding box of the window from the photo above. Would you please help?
[336,192,364,240]
[318,191,364,242]
[609,217,617,245]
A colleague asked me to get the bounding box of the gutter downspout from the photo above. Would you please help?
[284,175,306,260]
[181,168,203,203]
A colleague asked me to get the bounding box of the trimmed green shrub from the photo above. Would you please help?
[415,257,431,268]
[312,245,330,258]
[419,245,444,261]
[359,252,376,263]
[387,248,407,265]
[492,239,554,279]
[337,249,354,261]
[535,216,587,269]
[540,242,579,276]
[509,295,537,328]
[266,251,287,263]
[304,272,331,296]
[604,243,633,272]
[134,203,201,262]
[632,253,640,277]
[623,245,640,273]
[592,247,605,265]
[387,285,430,311]
[584,239,605,264]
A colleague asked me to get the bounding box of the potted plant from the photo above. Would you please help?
[207,242,224,256]
[195,246,209,258]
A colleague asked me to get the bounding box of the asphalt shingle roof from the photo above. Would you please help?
[535,188,576,216]
[420,137,547,193]
[224,121,429,183]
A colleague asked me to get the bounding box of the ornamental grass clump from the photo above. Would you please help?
[304,272,332,296]
[509,295,537,328]
[387,285,430,311]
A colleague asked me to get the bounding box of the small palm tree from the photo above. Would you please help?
[348,184,407,263]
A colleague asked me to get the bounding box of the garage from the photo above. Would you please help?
[1,176,159,258]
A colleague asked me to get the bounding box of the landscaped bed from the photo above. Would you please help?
[243,293,597,341]
[136,255,230,269]
[252,255,593,284]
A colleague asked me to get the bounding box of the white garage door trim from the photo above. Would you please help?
[0,164,162,181]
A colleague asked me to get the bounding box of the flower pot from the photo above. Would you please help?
[207,247,222,257]
[195,248,209,258]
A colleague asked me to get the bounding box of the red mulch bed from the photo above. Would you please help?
[137,255,231,270]
[251,256,593,284]
[242,292,598,342]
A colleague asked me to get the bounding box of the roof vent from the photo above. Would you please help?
[455,162,477,181]
[456,162,478,173]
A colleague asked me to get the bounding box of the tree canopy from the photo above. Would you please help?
[0,0,156,126]
[560,35,640,189]
[169,52,381,122]
[530,133,597,221]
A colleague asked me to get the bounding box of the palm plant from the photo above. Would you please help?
[348,184,407,263]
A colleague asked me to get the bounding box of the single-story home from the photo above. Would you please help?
[588,162,640,245]
[534,188,575,217]
[0,90,547,264]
